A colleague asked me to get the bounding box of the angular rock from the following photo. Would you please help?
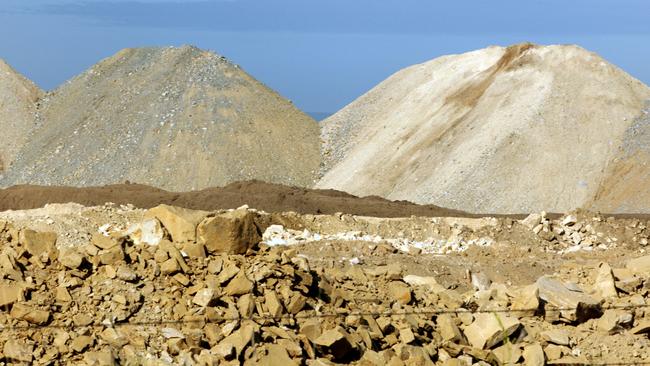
[541,329,569,346]
[437,314,466,344]
[19,229,57,261]
[0,282,25,306]
[10,303,50,325]
[91,232,123,250]
[70,335,94,353]
[536,276,602,322]
[491,342,521,365]
[593,263,617,299]
[193,288,215,307]
[259,344,299,366]
[403,275,446,293]
[463,313,521,349]
[224,270,254,296]
[522,343,545,366]
[58,248,84,269]
[145,204,209,243]
[627,255,650,274]
[264,290,284,318]
[197,209,262,254]
[83,351,116,366]
[3,339,33,363]
[388,281,412,305]
[314,327,354,362]
[597,309,633,334]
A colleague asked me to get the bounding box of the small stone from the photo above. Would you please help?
[224,270,254,296]
[544,344,568,361]
[162,327,185,339]
[91,232,122,249]
[523,343,545,366]
[3,339,34,363]
[521,213,542,229]
[73,313,94,327]
[403,275,446,292]
[562,215,577,226]
[463,313,521,349]
[56,286,72,302]
[99,246,124,265]
[116,266,138,282]
[83,351,116,366]
[181,242,207,258]
[399,327,415,344]
[173,273,191,286]
[58,248,84,269]
[597,309,633,334]
[593,263,617,299]
[70,335,94,353]
[10,303,50,325]
[314,327,353,362]
[265,290,284,318]
[437,314,466,344]
[0,283,25,306]
[541,330,569,346]
[161,258,181,275]
[193,288,215,307]
[259,344,299,366]
[491,342,522,365]
[388,281,412,305]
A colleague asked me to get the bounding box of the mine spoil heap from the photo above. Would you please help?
[1,205,650,364]
[318,43,650,214]
[0,46,320,191]
[0,59,43,173]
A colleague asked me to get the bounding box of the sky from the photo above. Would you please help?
[1,0,649,115]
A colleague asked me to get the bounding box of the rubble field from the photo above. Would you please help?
[1,203,650,365]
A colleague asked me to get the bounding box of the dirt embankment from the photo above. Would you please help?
[0,181,473,218]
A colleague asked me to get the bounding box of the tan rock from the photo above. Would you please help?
[10,303,50,325]
[399,327,415,344]
[314,327,353,362]
[510,284,539,316]
[627,255,650,274]
[593,263,617,299]
[3,339,33,363]
[463,313,521,349]
[437,314,466,344]
[197,209,262,254]
[631,319,650,334]
[193,288,215,307]
[160,258,181,275]
[56,286,72,302]
[58,248,84,269]
[388,281,412,305]
[83,351,116,366]
[544,344,568,361]
[238,294,255,318]
[224,270,254,296]
[0,282,25,306]
[490,342,522,365]
[259,344,299,366]
[265,290,284,318]
[70,335,94,353]
[300,319,322,342]
[99,246,124,265]
[19,229,57,260]
[522,343,545,366]
[145,204,209,243]
[91,232,122,249]
[403,275,446,293]
[597,309,633,334]
[541,329,569,346]
[181,242,207,258]
[536,276,601,322]
[73,313,94,327]
[116,266,138,282]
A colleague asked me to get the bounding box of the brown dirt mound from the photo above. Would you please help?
[0,180,474,218]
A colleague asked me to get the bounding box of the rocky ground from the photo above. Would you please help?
[1,204,650,365]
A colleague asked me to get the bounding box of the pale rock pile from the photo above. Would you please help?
[261,224,494,254]
[2,206,650,364]
[318,43,650,214]
[521,211,650,253]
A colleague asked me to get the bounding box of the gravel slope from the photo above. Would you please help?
[0,59,43,172]
[0,46,320,191]
[318,43,650,214]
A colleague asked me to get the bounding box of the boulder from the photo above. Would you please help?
[197,209,262,254]
[536,276,601,322]
[463,313,521,349]
[145,204,209,243]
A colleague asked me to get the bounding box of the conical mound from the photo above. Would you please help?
[1,46,320,190]
[0,59,43,173]
[318,43,650,213]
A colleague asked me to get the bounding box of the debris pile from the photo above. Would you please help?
[1,205,650,364]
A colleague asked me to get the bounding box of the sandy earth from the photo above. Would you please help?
[318,43,650,214]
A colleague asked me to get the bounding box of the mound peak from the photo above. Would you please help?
[318,43,650,213]
[1,46,320,190]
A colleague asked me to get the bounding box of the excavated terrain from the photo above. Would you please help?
[318,43,650,214]
[1,202,650,365]
[0,46,320,191]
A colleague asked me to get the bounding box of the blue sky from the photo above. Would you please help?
[1,0,649,114]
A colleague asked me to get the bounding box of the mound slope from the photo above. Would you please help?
[318,43,650,214]
[0,46,320,190]
[0,59,43,172]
